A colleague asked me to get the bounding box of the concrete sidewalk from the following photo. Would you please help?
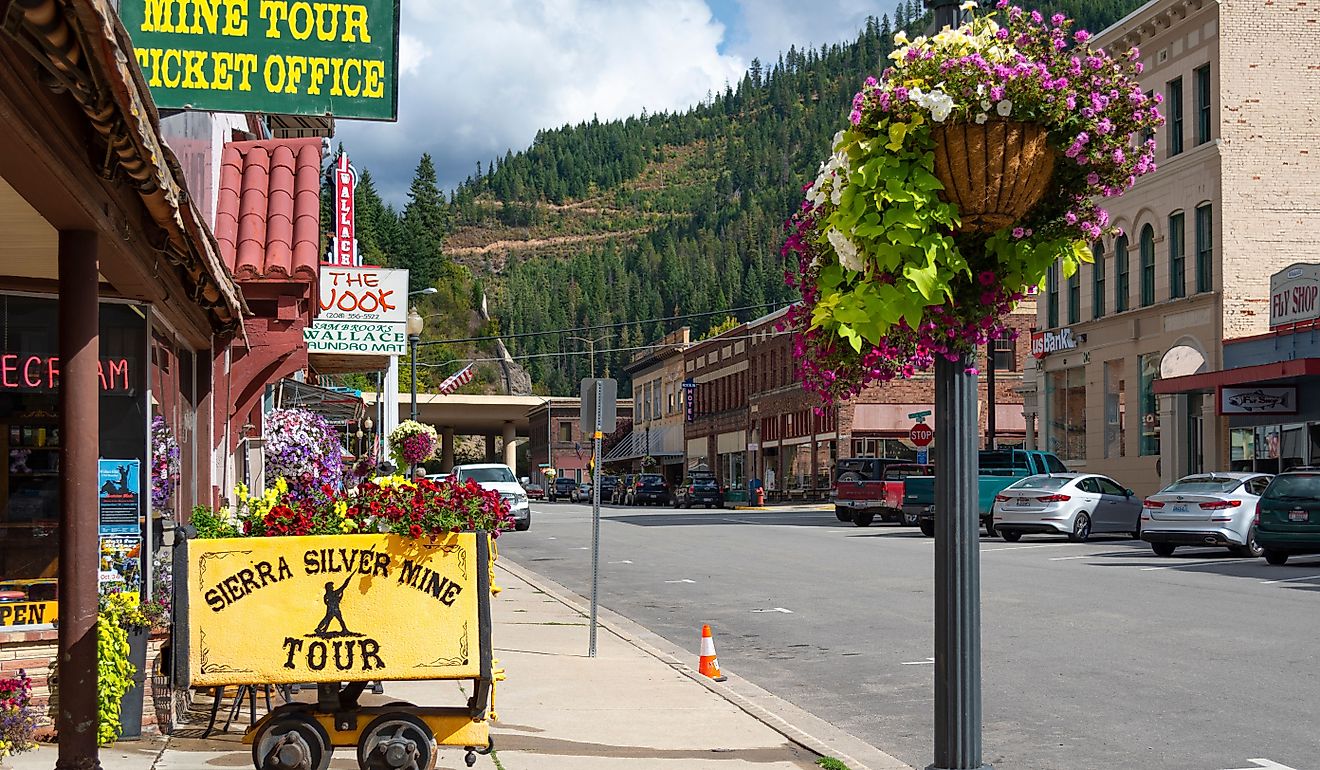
[13,557,907,770]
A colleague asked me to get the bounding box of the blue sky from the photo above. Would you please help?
[336,0,895,207]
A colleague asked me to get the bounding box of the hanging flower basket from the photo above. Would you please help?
[389,420,439,467]
[930,120,1056,233]
[783,2,1164,405]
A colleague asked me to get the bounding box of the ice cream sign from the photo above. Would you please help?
[1270,264,1320,328]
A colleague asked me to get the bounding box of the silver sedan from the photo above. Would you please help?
[992,473,1143,542]
[1140,472,1272,557]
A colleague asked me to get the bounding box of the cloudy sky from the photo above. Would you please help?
[336,0,896,207]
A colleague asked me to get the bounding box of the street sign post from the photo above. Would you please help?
[580,378,616,658]
[917,449,929,465]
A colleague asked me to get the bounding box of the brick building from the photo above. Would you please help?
[527,398,633,487]
[1030,0,1320,494]
[606,328,691,483]
[682,304,1034,500]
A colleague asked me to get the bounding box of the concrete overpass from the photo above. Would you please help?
[364,392,566,471]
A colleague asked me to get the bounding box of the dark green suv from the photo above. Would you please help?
[1255,470,1320,565]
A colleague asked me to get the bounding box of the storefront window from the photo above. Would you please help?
[1138,354,1160,456]
[0,295,147,628]
[850,438,918,460]
[720,452,744,491]
[1256,425,1281,474]
[1103,359,1126,459]
[1230,428,1255,471]
[1045,367,1086,460]
[1280,423,1306,471]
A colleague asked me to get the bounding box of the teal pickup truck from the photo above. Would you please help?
[903,449,1068,537]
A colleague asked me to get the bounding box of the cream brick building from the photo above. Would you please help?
[1031,0,1320,495]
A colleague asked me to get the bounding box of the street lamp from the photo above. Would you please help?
[409,287,438,297]
[406,307,424,477]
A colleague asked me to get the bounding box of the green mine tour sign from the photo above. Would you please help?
[121,0,400,120]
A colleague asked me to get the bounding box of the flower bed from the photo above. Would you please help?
[785,2,1161,403]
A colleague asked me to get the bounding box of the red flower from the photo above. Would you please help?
[408,524,423,539]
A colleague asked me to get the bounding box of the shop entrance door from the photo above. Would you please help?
[1185,393,1203,476]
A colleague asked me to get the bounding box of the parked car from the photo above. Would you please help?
[908,449,1069,537]
[450,463,530,531]
[991,473,1142,542]
[1255,469,1320,565]
[611,474,636,505]
[549,476,577,502]
[673,476,724,509]
[1141,472,1271,557]
[599,475,620,503]
[625,473,670,505]
[524,483,546,501]
[573,482,593,502]
[834,459,932,526]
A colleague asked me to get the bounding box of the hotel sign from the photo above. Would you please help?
[1269,263,1320,328]
[1030,328,1078,358]
[121,0,401,120]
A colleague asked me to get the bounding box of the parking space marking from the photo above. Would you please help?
[901,657,935,665]
[664,579,696,584]
[982,543,1080,552]
[1140,558,1250,571]
[751,607,794,614]
[1222,760,1298,770]
[608,560,633,564]
[1259,574,1320,585]
[1048,555,1094,561]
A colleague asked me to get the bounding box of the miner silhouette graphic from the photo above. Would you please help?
[314,575,354,636]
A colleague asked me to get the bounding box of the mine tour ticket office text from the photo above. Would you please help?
[131,1,390,100]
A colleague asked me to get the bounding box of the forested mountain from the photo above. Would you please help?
[338,0,1146,397]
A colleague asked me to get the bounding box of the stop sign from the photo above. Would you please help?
[909,423,933,447]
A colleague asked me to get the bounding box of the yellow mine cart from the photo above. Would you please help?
[175,532,498,770]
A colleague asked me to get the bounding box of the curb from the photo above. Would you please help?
[495,558,912,770]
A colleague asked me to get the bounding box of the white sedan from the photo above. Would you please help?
[992,473,1143,542]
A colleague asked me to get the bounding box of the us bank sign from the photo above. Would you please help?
[1030,328,1078,358]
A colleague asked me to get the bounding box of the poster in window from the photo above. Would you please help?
[98,458,141,534]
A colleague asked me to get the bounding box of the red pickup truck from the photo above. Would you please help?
[834,459,934,527]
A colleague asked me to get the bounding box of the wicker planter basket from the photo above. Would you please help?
[931,120,1056,233]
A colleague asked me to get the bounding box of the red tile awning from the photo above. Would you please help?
[1155,358,1320,394]
[214,137,323,281]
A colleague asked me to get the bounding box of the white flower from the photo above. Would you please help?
[925,89,955,122]
[832,130,846,151]
[975,112,989,124]
[980,99,991,111]
[960,0,977,10]
[830,183,843,206]
[996,99,1013,117]
[827,228,865,273]
[893,31,909,46]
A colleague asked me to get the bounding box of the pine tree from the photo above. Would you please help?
[400,153,447,291]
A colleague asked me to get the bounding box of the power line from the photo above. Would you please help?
[414,329,791,369]
[416,302,785,347]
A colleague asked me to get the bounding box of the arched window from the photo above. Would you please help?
[1115,234,1130,312]
[1092,241,1106,319]
[1140,224,1156,307]
[1195,203,1214,293]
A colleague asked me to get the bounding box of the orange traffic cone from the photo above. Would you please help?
[698,624,727,681]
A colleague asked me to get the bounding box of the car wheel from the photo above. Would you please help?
[1151,542,1176,557]
[853,512,875,527]
[1068,512,1091,543]
[902,511,919,526]
[1264,548,1290,566]
[1130,520,1142,540]
[919,521,935,538]
[1000,530,1022,542]
[984,519,996,537]
[515,515,531,532]
[1230,527,1264,558]
[835,506,852,523]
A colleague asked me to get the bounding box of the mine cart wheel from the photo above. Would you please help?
[356,712,437,770]
[252,712,333,770]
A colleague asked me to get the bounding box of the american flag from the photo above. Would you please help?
[437,363,475,395]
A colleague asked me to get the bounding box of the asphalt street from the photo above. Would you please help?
[498,501,1319,770]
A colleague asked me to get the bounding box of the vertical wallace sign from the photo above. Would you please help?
[120,0,401,120]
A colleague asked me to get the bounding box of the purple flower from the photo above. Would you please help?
[1074,29,1091,43]
[978,271,997,286]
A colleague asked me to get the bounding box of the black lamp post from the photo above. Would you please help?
[925,2,991,769]
[406,306,423,476]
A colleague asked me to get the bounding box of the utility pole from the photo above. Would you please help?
[570,334,611,383]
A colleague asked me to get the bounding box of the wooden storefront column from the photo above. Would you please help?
[56,230,101,770]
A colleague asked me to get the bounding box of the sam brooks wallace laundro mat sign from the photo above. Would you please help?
[121,0,400,120]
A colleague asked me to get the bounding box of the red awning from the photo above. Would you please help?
[1155,358,1320,394]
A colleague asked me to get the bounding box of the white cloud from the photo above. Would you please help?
[720,0,879,64]
[337,0,749,206]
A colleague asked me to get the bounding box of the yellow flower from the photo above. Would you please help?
[275,477,289,495]
[893,30,909,46]
[234,483,249,503]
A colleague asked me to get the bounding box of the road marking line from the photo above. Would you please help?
[722,518,759,525]
[608,560,633,564]
[546,537,556,540]
[574,547,589,550]
[1222,760,1299,770]
[751,607,794,614]
[664,579,696,584]
[1048,555,1093,561]
[901,657,935,665]
[1139,558,1248,571]
[982,543,1076,552]
[1259,574,1320,585]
